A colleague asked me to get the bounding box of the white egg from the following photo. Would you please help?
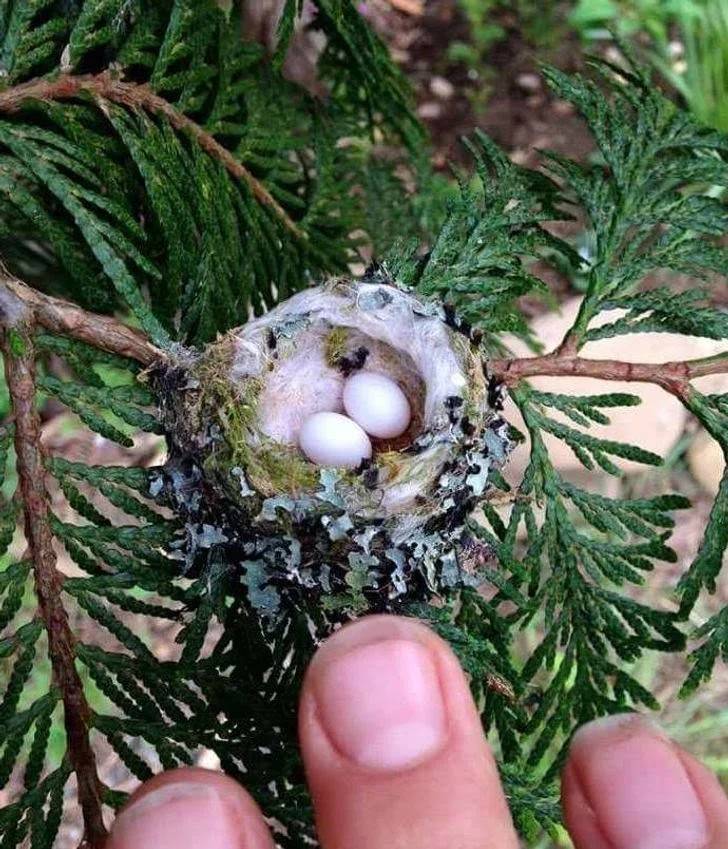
[343,372,411,439]
[298,412,373,468]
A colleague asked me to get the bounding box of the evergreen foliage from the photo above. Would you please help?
[399,49,728,774]
[0,4,725,848]
[0,0,419,345]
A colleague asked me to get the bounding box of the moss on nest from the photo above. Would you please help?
[324,326,350,367]
[245,442,320,496]
[152,268,513,626]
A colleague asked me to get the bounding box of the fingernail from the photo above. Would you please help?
[314,637,448,771]
[571,714,709,849]
[109,781,244,849]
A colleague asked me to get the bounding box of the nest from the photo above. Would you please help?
[152,269,512,623]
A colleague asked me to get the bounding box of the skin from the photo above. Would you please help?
[106,615,728,849]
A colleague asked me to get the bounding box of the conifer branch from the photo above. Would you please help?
[0,72,306,242]
[4,266,727,397]
[0,295,107,849]
[1,273,164,366]
[490,351,728,400]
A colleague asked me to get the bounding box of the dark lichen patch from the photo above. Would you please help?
[446,395,464,425]
[487,374,506,411]
[336,345,369,377]
[360,461,380,491]
[325,326,371,376]
[461,417,476,437]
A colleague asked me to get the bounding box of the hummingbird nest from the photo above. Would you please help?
[151,269,512,624]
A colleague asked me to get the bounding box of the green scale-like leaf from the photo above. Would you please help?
[461,47,727,781]
[677,392,728,624]
[0,0,422,345]
[393,130,581,352]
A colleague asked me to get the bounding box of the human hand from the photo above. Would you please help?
[105,615,728,849]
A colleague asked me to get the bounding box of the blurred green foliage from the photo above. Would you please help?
[447,0,565,69]
[660,0,728,133]
[568,0,703,43]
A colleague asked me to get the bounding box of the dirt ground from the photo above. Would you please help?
[364,0,595,167]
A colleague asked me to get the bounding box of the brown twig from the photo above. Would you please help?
[0,297,107,849]
[4,266,727,397]
[0,72,305,241]
[489,351,728,400]
[551,332,580,360]
[1,273,164,366]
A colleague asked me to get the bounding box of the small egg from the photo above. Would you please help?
[298,412,373,468]
[343,372,411,439]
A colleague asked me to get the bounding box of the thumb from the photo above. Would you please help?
[298,614,519,849]
[562,714,728,849]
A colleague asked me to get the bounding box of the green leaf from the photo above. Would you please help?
[0,0,423,346]
[539,54,728,347]
[398,129,578,351]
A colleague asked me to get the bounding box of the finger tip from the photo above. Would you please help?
[298,614,519,849]
[564,714,712,849]
[570,712,664,758]
[118,767,262,820]
[300,614,479,763]
[107,767,274,849]
[303,623,451,773]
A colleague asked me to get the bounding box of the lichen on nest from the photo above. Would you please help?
[150,267,513,625]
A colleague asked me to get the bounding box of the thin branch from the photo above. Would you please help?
[0,298,107,849]
[1,273,164,366]
[551,332,579,360]
[0,71,305,241]
[489,350,728,400]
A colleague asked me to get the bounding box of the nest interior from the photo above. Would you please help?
[255,325,426,451]
[215,279,491,513]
